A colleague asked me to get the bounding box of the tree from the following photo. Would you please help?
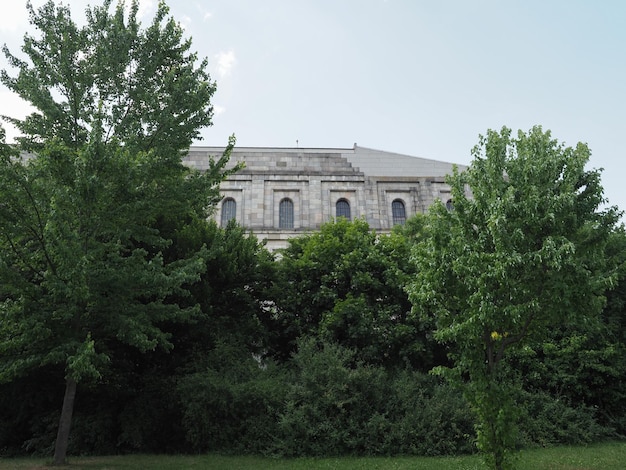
[170,219,276,360]
[98,220,276,454]
[511,225,626,437]
[408,126,620,469]
[1,0,215,156]
[270,218,429,369]
[0,0,235,464]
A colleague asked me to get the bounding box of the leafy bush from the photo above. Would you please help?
[517,390,612,447]
[66,409,119,456]
[177,354,287,453]
[276,338,389,456]
[0,367,64,457]
[117,374,187,453]
[276,338,476,457]
[382,371,475,456]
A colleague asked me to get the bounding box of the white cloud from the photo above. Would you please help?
[215,50,237,78]
[0,1,43,33]
[0,10,25,33]
[0,90,35,143]
[179,15,192,30]
[203,11,213,22]
[0,0,156,34]
[213,105,226,117]
[134,0,157,21]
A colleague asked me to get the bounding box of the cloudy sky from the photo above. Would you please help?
[1,0,625,213]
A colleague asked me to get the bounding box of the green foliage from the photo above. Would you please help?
[171,219,276,356]
[0,1,235,463]
[1,0,216,155]
[176,344,287,454]
[271,218,429,368]
[409,126,621,469]
[0,139,218,382]
[516,390,611,448]
[592,227,626,433]
[0,365,63,457]
[0,218,276,457]
[376,370,475,456]
[511,325,626,437]
[116,373,187,453]
[0,0,237,383]
[507,226,626,439]
[276,338,389,456]
[275,338,475,457]
[466,371,519,470]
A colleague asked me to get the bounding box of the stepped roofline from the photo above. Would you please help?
[182,144,467,251]
[185,144,466,178]
[188,145,352,153]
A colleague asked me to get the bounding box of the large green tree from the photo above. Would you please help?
[271,217,430,369]
[511,225,626,437]
[1,0,215,155]
[0,0,234,464]
[408,126,620,469]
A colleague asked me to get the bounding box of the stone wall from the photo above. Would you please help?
[184,145,462,251]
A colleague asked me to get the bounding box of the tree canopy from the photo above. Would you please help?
[0,0,234,464]
[408,126,621,469]
[1,0,215,156]
[271,217,429,368]
[2,4,625,458]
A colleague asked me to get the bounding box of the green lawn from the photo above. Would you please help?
[1,442,624,470]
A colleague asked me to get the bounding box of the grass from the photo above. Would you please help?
[1,442,624,470]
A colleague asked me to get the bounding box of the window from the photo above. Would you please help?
[446,199,454,211]
[279,198,294,229]
[220,198,236,226]
[336,199,351,220]
[392,199,406,225]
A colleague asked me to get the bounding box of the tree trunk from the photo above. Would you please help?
[53,376,77,465]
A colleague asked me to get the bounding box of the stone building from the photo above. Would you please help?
[184,144,465,251]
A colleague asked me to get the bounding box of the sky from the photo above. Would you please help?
[1,0,625,213]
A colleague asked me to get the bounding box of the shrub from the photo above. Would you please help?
[517,389,612,447]
[116,374,187,453]
[276,338,389,456]
[276,338,476,457]
[383,370,476,456]
[177,357,287,453]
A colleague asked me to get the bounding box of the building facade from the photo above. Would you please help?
[184,144,465,251]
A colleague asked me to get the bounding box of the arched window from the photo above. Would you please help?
[220,198,236,226]
[336,199,351,220]
[392,199,406,225]
[279,198,294,229]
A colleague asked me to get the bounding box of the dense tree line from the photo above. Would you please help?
[1,2,625,468]
[1,209,625,461]
[0,0,236,464]
[409,126,622,469]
